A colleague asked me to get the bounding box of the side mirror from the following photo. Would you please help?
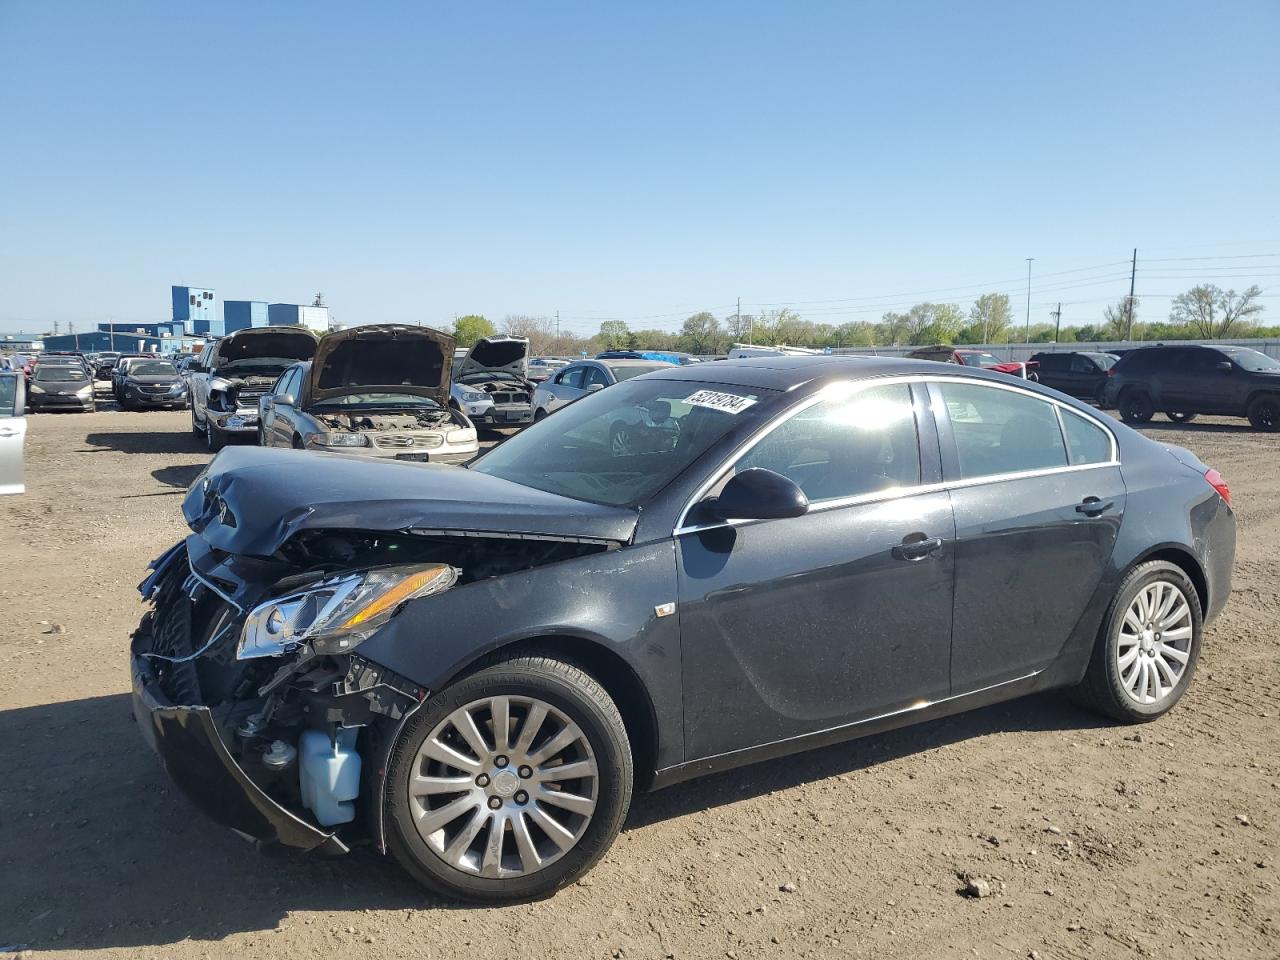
[707,468,809,522]
[275,393,296,408]
[1215,361,1233,373]
[585,383,605,393]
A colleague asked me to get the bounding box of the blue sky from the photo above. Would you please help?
[1,1,1276,336]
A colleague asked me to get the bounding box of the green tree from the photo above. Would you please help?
[452,314,494,348]
[678,312,722,355]
[598,320,631,350]
[1169,284,1264,338]
[1102,297,1137,340]
[968,293,1013,344]
[905,302,965,345]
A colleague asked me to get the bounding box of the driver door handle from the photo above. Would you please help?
[1076,497,1114,517]
[893,533,943,561]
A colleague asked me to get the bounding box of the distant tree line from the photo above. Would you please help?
[446,284,1270,356]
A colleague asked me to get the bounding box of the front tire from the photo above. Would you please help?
[1247,394,1280,432]
[191,405,203,436]
[384,654,633,903]
[1072,560,1203,723]
[1119,390,1154,424]
[205,417,226,452]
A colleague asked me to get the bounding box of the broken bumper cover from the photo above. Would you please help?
[129,629,347,855]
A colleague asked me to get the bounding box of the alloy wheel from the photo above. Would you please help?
[1116,580,1193,705]
[409,695,599,879]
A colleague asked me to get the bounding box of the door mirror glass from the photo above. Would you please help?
[1215,360,1233,372]
[708,468,809,521]
[585,383,605,393]
[275,393,296,408]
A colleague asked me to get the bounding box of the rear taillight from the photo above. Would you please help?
[1204,468,1231,506]
[1107,367,1117,377]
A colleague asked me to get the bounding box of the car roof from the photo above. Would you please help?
[596,358,672,369]
[632,354,1031,391]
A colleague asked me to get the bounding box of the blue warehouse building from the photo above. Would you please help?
[173,285,222,336]
[224,300,269,333]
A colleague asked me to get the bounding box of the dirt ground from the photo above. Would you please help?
[1,401,1276,960]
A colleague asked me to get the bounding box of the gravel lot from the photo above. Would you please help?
[1,403,1277,959]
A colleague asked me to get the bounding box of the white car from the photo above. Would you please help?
[452,335,537,428]
[189,327,319,451]
[532,358,673,419]
[0,372,26,495]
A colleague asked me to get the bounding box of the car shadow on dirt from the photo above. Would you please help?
[0,689,1108,951]
[82,430,211,456]
[150,463,206,490]
[625,691,1109,829]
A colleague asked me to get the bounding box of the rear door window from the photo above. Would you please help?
[1060,409,1112,465]
[937,382,1068,479]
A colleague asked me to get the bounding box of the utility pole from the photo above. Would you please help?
[555,311,560,340]
[1051,303,1062,343]
[1125,247,1137,341]
[1024,258,1034,344]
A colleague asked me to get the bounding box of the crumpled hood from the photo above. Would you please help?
[183,445,637,556]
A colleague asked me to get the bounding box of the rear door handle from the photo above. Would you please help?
[893,533,943,561]
[1076,497,1114,517]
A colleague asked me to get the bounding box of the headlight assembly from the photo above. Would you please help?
[238,563,459,660]
[76,385,93,398]
[308,431,369,448]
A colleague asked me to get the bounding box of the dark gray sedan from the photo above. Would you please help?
[131,356,1234,902]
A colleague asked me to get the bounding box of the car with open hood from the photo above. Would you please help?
[116,357,188,410]
[131,356,1234,903]
[452,335,535,428]
[188,326,319,451]
[257,324,478,464]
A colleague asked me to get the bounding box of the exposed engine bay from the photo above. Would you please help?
[315,408,457,432]
[456,375,533,407]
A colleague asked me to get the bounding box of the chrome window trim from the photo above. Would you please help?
[672,373,1120,537]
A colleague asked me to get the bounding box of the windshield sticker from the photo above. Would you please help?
[684,389,758,414]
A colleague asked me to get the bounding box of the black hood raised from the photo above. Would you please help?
[183,446,637,557]
[309,324,454,406]
[210,326,319,371]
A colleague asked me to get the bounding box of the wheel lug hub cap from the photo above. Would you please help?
[491,769,520,797]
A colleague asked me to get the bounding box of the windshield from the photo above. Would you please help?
[313,393,442,410]
[961,352,1002,367]
[130,361,177,376]
[35,366,86,382]
[472,377,777,506]
[1222,348,1280,372]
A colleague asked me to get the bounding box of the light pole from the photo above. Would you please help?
[1024,258,1034,344]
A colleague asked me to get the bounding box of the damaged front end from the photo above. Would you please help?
[130,541,452,853]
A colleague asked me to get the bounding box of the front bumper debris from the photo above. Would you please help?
[130,617,347,854]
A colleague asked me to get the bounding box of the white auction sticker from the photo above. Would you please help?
[684,389,758,414]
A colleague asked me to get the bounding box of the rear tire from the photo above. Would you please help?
[1119,390,1154,424]
[384,654,633,903]
[1247,394,1280,432]
[1071,560,1203,723]
[1166,411,1197,423]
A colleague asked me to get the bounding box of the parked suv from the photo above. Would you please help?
[1030,351,1118,403]
[1102,344,1280,430]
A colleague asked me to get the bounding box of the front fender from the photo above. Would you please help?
[355,539,684,768]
